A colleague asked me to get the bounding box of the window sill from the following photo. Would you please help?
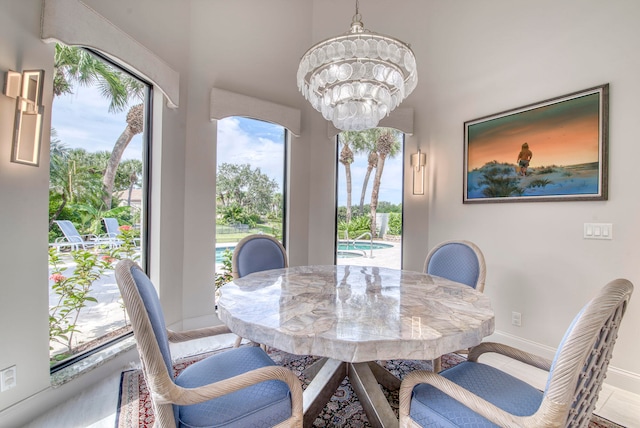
[50,336,137,387]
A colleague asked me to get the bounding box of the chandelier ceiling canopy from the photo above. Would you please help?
[297,0,418,132]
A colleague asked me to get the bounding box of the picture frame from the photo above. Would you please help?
[463,84,608,203]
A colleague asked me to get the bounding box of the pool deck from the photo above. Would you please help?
[336,239,402,269]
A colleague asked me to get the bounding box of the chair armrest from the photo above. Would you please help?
[468,342,552,372]
[399,370,539,428]
[166,325,232,343]
[156,366,304,424]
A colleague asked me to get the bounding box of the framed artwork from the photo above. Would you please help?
[463,84,608,203]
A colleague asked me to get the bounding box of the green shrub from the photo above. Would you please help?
[387,212,402,235]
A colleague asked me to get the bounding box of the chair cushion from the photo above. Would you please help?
[236,238,285,278]
[131,268,174,378]
[175,346,292,428]
[410,361,543,427]
[427,243,480,288]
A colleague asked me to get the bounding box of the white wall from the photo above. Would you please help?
[0,0,191,423]
[0,0,55,413]
[1,0,639,424]
[416,0,640,390]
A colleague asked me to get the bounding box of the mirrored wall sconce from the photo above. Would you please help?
[410,149,427,195]
[3,69,45,166]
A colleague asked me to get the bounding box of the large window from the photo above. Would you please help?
[215,117,287,276]
[48,45,150,368]
[336,129,404,269]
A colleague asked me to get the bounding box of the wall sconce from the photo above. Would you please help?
[3,69,45,166]
[410,149,427,195]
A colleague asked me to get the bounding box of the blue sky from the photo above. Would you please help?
[51,85,143,161]
[217,117,404,206]
[51,87,403,207]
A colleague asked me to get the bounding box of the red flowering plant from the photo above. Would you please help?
[113,224,139,261]
[48,247,115,358]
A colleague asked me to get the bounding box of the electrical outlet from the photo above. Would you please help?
[511,311,522,327]
[0,366,16,392]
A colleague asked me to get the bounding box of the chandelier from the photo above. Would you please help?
[297,0,417,131]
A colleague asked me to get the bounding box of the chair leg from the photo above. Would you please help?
[432,357,442,373]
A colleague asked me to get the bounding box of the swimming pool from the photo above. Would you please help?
[216,241,393,263]
[215,245,235,263]
[337,242,393,251]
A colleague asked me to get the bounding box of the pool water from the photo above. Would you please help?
[215,246,235,264]
[215,241,393,263]
[337,242,393,251]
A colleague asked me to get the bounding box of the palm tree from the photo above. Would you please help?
[49,146,104,227]
[54,44,135,112]
[115,159,143,206]
[102,103,144,208]
[53,43,145,209]
[338,134,355,223]
[353,129,386,216]
[339,131,374,224]
[369,129,401,237]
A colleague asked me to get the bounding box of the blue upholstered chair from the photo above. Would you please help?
[423,240,486,292]
[115,259,303,428]
[423,240,486,371]
[232,234,288,279]
[399,279,633,427]
[231,234,288,348]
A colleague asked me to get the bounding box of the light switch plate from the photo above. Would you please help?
[584,223,613,240]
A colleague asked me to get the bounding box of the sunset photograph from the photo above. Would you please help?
[464,86,607,202]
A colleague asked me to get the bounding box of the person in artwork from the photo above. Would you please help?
[516,142,533,176]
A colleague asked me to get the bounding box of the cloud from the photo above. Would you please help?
[217,117,285,191]
[51,85,142,160]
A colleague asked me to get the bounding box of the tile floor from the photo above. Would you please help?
[24,333,640,428]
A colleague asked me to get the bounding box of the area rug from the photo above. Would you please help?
[116,347,625,427]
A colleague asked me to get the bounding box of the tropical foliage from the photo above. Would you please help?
[337,128,402,237]
[53,43,145,209]
[48,44,147,363]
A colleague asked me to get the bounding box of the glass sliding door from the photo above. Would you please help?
[336,128,404,269]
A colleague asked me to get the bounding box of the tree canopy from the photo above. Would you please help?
[216,163,278,216]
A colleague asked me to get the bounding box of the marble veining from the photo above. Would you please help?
[218,265,495,363]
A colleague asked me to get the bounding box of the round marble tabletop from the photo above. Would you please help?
[217,265,495,363]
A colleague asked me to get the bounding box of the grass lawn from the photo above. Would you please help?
[215,223,281,243]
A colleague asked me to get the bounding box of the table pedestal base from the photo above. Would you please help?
[302,358,401,428]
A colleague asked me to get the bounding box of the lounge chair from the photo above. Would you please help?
[102,217,124,248]
[102,217,141,248]
[54,220,104,251]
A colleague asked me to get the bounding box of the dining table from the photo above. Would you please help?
[217,264,495,428]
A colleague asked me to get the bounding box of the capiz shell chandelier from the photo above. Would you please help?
[297,0,417,131]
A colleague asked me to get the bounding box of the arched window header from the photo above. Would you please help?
[41,0,180,108]
[210,88,301,137]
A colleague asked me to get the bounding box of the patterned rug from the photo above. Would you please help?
[116,347,625,427]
